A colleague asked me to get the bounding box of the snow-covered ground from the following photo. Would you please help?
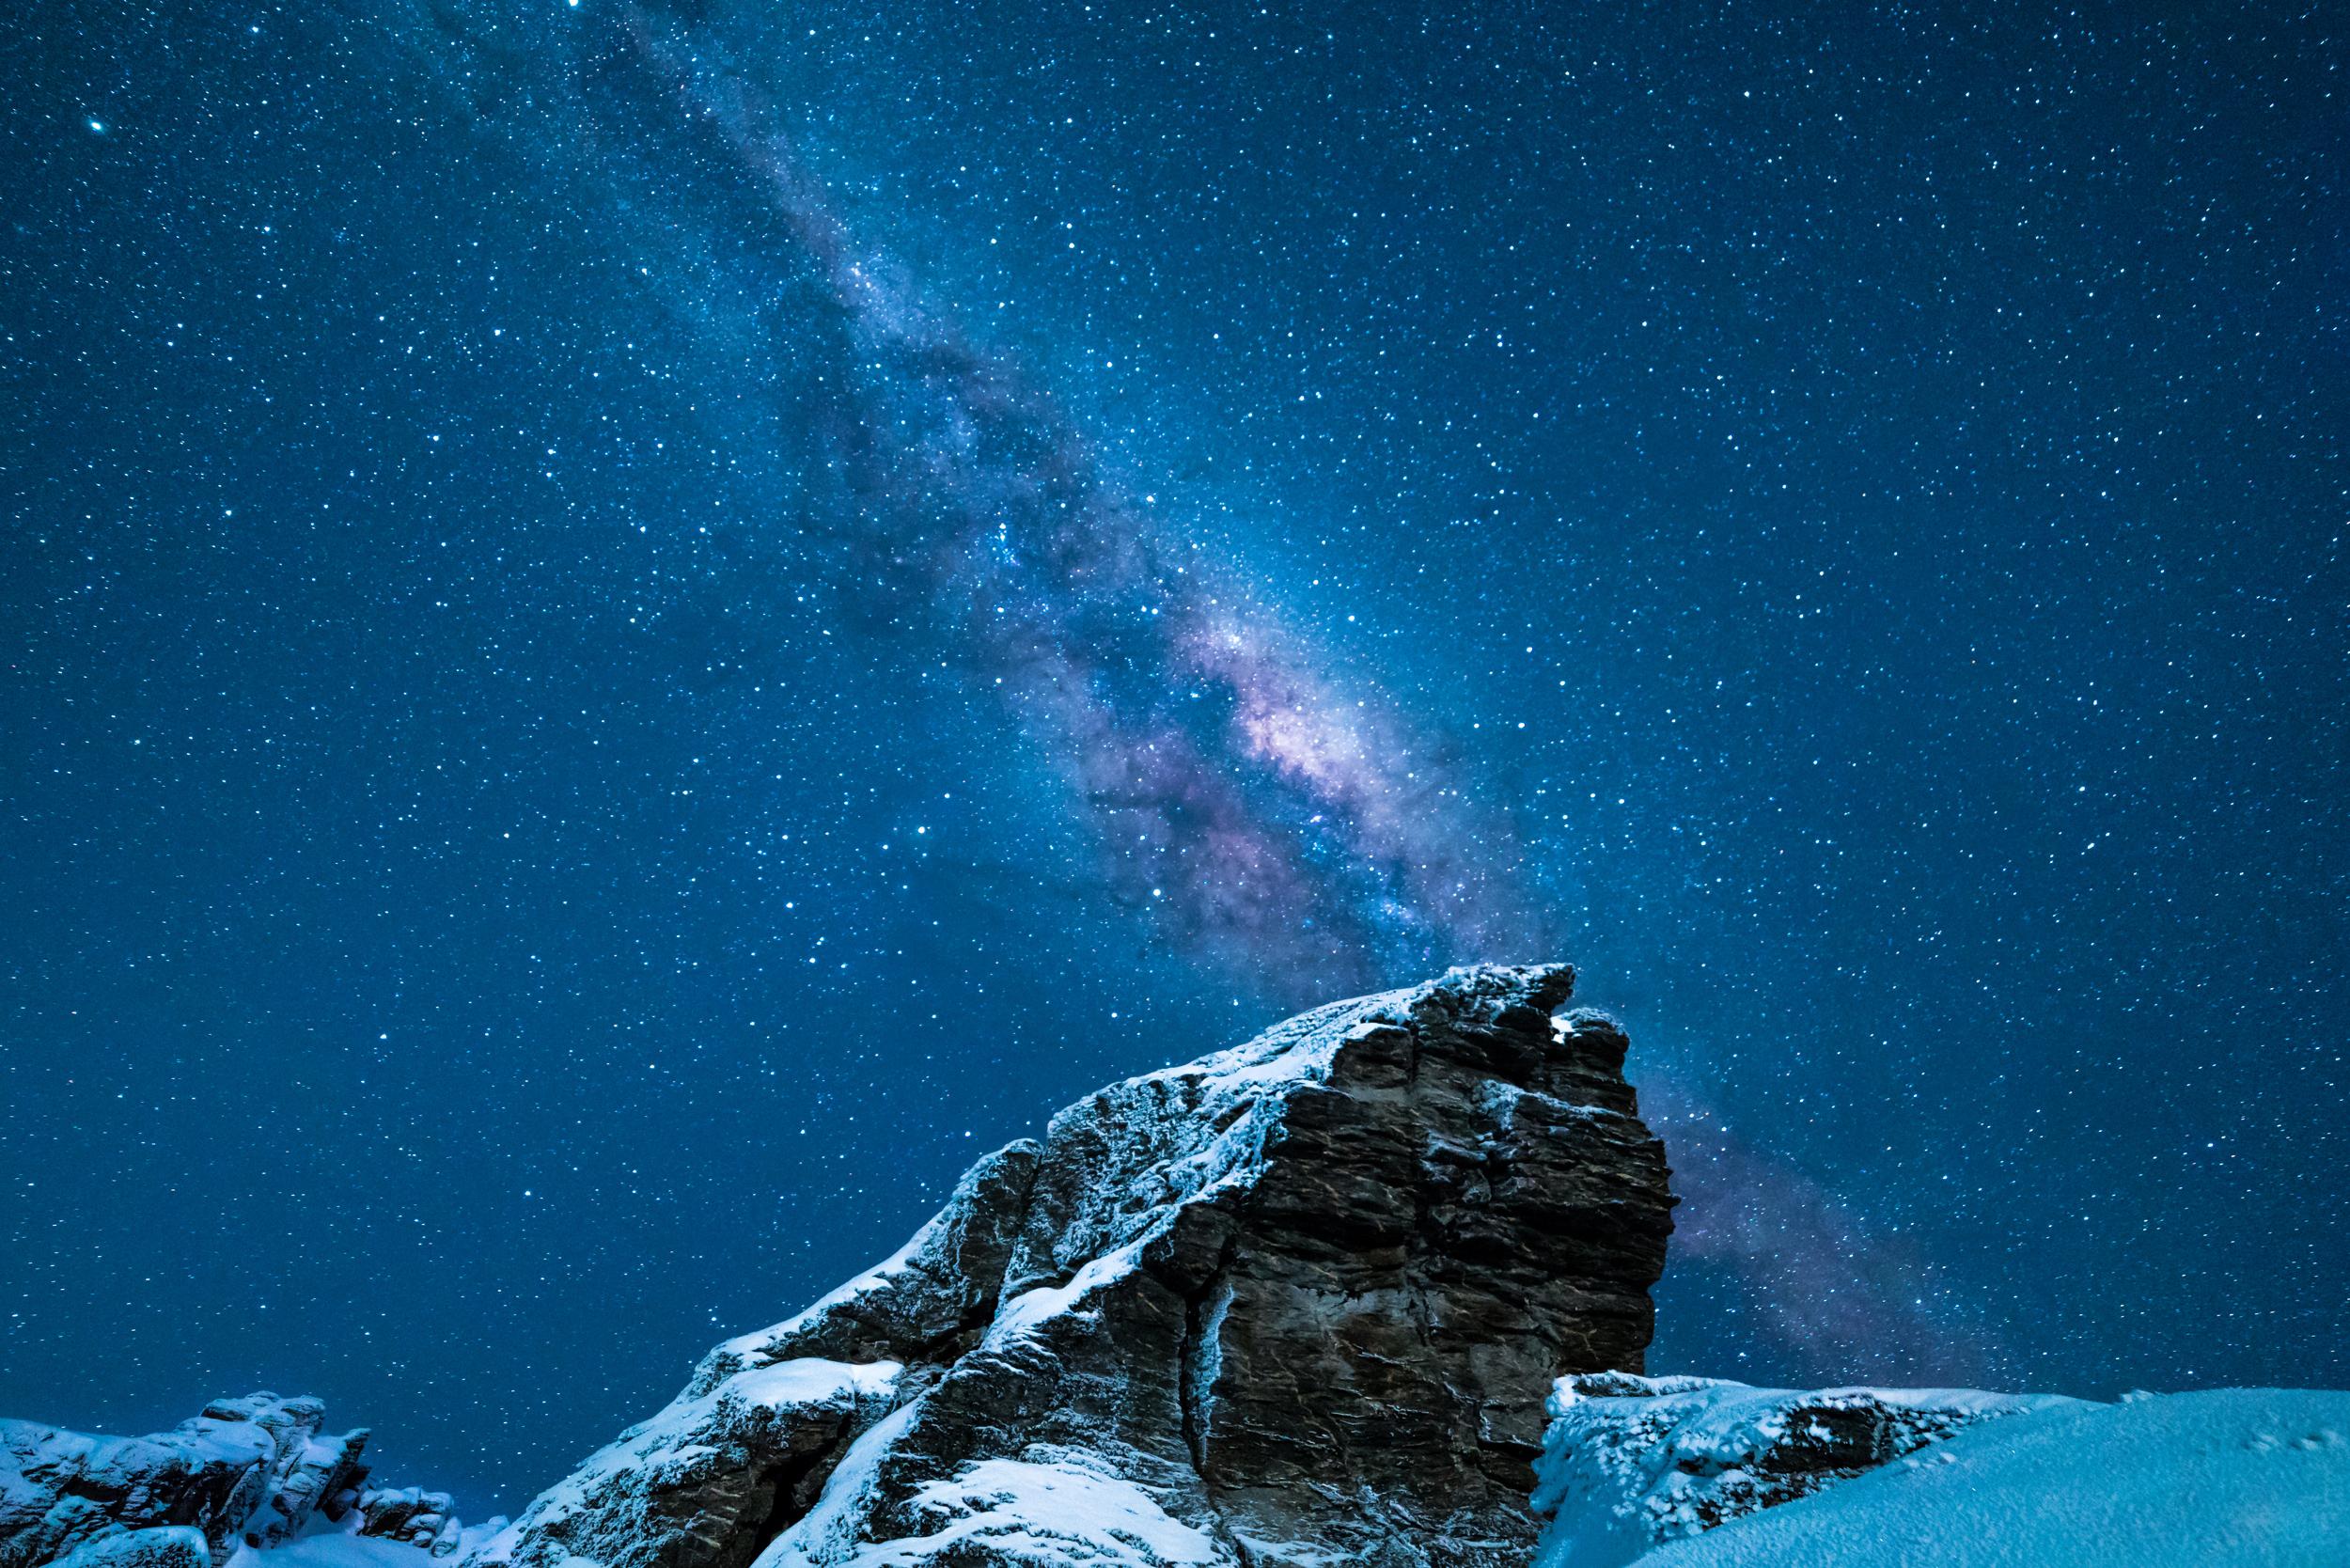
[226,1535,431,1568]
[1530,1371,2093,1564]
[1535,1381,2348,1568]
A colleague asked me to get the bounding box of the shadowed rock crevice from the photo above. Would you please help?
[724,1423,855,1568]
[1175,1271,1230,1482]
[465,964,1675,1568]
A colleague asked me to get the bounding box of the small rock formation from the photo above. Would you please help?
[0,1394,370,1568]
[467,963,1677,1568]
[0,1393,476,1568]
[354,1489,476,1557]
[1528,1372,2097,1566]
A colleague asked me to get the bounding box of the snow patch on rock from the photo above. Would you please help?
[848,1452,1218,1568]
[470,1362,902,1568]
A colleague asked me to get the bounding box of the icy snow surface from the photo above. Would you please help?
[1607,1387,2349,1568]
[226,1534,429,1568]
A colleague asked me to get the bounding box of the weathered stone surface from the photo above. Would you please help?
[0,1395,375,1568]
[1528,1372,2097,1567]
[469,964,1676,1568]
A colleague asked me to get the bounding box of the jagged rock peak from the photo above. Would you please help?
[470,963,1678,1568]
[0,1391,465,1568]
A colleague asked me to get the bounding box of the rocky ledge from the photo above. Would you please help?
[468,963,1677,1568]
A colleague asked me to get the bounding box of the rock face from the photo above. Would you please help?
[0,1394,377,1568]
[470,964,1677,1568]
[1528,1372,2097,1567]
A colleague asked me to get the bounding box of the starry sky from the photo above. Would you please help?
[5,0,2343,1515]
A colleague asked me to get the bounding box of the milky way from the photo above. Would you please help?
[620,17,1963,1382]
[11,0,2338,1508]
[633,18,1550,1002]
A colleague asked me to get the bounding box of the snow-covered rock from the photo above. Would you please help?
[1528,1372,2095,1566]
[0,1391,485,1568]
[464,1359,901,1568]
[1615,1386,2350,1568]
[470,964,1677,1568]
[0,1395,379,1568]
[50,1529,212,1568]
[349,1490,479,1559]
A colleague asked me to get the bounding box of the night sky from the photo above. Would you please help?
[6,0,2343,1516]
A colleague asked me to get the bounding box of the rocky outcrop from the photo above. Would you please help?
[1527,1372,2098,1566]
[469,963,1677,1568]
[0,1395,376,1568]
[0,1392,488,1568]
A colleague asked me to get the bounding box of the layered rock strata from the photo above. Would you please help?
[470,963,1677,1568]
[1528,1372,2097,1566]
